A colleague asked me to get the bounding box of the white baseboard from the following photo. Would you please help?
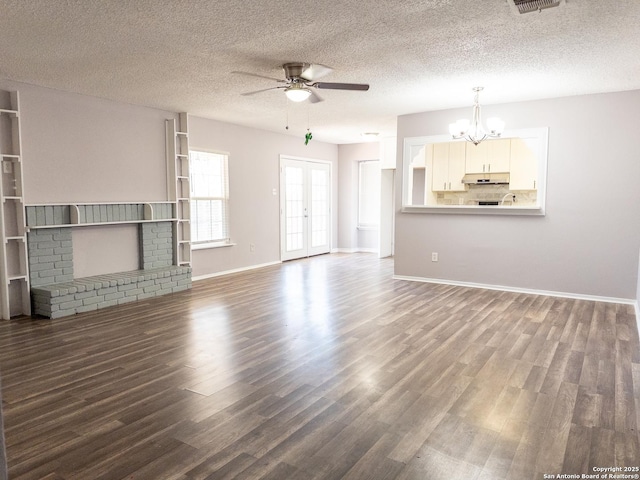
[335,248,357,253]
[193,261,282,282]
[394,274,637,307]
[335,248,378,254]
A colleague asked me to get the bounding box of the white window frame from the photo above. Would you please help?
[357,159,381,230]
[189,149,232,249]
[401,128,548,216]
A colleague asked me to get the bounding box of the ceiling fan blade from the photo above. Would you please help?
[313,82,370,91]
[241,86,283,96]
[232,71,286,83]
[300,63,333,81]
[308,90,324,104]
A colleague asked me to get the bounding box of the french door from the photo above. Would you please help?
[280,157,331,261]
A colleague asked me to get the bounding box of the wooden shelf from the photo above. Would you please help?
[25,201,177,229]
[29,219,178,229]
[8,274,28,281]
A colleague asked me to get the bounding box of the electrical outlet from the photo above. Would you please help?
[431,252,438,262]
[250,243,255,252]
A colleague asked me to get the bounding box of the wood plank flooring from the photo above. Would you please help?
[0,253,638,479]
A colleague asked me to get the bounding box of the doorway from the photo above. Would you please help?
[280,156,331,261]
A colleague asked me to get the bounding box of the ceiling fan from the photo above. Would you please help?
[233,62,370,103]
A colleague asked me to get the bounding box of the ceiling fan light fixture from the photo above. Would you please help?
[285,85,312,102]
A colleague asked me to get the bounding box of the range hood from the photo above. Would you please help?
[462,173,510,185]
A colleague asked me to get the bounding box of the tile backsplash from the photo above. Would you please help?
[437,184,537,206]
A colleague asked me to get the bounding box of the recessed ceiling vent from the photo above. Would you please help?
[509,0,565,14]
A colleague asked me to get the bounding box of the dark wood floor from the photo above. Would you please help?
[0,253,638,479]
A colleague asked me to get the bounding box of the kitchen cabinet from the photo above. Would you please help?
[509,138,538,190]
[432,142,466,192]
[465,138,511,174]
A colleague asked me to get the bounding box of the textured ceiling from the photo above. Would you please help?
[0,0,639,144]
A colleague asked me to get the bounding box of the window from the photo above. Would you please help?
[189,150,230,245]
[358,160,380,228]
[401,128,548,215]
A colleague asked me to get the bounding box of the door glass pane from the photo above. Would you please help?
[285,166,304,252]
[310,168,328,248]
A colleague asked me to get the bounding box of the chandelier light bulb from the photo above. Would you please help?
[449,119,470,137]
[486,117,505,135]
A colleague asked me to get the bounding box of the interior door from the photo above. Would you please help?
[280,157,331,261]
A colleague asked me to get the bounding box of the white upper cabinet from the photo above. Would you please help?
[487,139,511,172]
[509,138,538,191]
[465,141,487,174]
[432,142,466,192]
[465,138,511,173]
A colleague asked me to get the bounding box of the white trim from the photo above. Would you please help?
[335,248,378,254]
[393,274,637,306]
[188,146,231,156]
[401,205,544,216]
[335,248,358,253]
[191,241,236,251]
[278,154,332,165]
[635,300,640,339]
[192,261,281,282]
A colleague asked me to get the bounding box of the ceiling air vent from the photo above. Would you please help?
[509,0,565,14]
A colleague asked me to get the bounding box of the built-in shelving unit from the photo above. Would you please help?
[166,113,191,267]
[0,90,30,319]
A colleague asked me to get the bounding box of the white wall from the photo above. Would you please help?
[189,116,338,278]
[337,142,380,252]
[636,247,640,313]
[395,90,640,301]
[0,80,173,204]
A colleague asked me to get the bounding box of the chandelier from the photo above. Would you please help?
[448,87,505,146]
